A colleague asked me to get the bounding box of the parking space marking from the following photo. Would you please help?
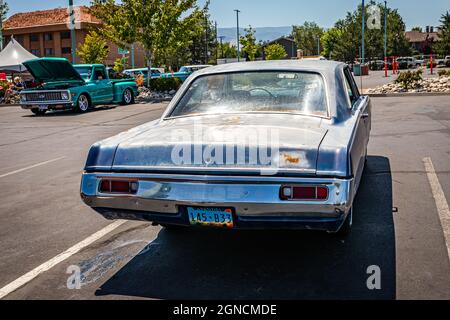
[0,220,127,299]
[0,157,66,179]
[423,157,450,261]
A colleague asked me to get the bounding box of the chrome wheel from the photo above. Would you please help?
[123,89,133,105]
[77,94,90,112]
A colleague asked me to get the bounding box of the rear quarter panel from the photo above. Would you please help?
[111,81,138,103]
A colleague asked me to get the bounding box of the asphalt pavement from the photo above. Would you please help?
[0,96,449,300]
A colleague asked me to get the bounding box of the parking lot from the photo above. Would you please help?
[0,95,449,300]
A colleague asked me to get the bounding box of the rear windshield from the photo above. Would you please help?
[170,71,328,118]
[74,67,92,80]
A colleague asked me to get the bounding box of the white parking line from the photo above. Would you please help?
[0,157,66,179]
[0,220,127,299]
[423,157,450,261]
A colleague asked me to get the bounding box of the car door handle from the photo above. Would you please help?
[361,112,370,119]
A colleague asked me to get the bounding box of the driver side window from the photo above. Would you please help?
[94,68,106,81]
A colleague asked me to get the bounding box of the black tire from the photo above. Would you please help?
[336,208,353,237]
[76,94,90,113]
[121,88,134,105]
[31,109,47,116]
[160,224,185,232]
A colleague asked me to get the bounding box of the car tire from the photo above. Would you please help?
[336,207,353,237]
[121,88,134,105]
[31,109,47,116]
[76,94,90,113]
[160,224,185,232]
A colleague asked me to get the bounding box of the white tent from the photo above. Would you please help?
[0,38,38,73]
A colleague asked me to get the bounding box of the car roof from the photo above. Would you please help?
[124,68,159,72]
[195,60,345,76]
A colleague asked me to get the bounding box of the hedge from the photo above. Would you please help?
[147,77,183,92]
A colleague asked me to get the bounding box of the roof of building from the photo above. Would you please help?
[264,36,296,46]
[4,6,101,30]
[405,31,441,43]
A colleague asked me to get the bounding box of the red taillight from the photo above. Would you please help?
[280,186,328,201]
[99,179,138,194]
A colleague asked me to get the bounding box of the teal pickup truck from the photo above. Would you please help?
[20,58,138,115]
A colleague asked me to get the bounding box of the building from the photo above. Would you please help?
[405,30,441,55]
[2,6,146,67]
[262,37,298,60]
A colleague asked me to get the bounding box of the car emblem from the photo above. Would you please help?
[39,94,46,99]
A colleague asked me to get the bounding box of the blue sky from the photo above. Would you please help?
[4,0,449,30]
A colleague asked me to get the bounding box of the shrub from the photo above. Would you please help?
[437,69,450,77]
[395,69,423,90]
[0,80,10,98]
[148,77,183,92]
[135,74,145,87]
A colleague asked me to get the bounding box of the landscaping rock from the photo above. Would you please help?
[367,76,450,94]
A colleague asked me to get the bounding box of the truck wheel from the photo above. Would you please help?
[76,94,90,113]
[122,89,134,105]
[31,109,47,116]
[336,207,353,237]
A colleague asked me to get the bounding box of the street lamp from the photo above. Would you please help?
[69,0,77,63]
[384,1,388,77]
[361,0,365,66]
[234,9,241,62]
[218,36,225,59]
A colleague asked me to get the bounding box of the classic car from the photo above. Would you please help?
[164,65,213,82]
[80,60,372,236]
[123,67,163,82]
[20,58,138,115]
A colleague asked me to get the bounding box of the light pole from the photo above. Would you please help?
[361,0,365,66]
[234,9,241,62]
[384,1,388,77]
[69,0,77,63]
[218,36,225,59]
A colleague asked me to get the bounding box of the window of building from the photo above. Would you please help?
[31,49,41,56]
[60,31,71,40]
[44,33,53,41]
[30,34,39,42]
[61,47,72,54]
[45,48,54,56]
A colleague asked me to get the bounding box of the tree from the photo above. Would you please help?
[319,1,410,62]
[91,0,197,87]
[0,1,8,41]
[240,25,258,61]
[411,26,423,32]
[218,42,237,59]
[77,31,109,64]
[292,21,324,56]
[321,27,343,60]
[435,11,450,56]
[113,57,128,73]
[265,43,287,60]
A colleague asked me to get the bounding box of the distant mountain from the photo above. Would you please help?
[217,26,293,45]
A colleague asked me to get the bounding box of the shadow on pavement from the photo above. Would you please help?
[95,156,396,300]
[22,105,118,117]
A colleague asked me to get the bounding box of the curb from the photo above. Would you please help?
[0,104,21,108]
[366,92,450,98]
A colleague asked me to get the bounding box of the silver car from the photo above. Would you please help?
[80,60,371,236]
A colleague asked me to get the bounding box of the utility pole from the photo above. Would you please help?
[69,0,77,63]
[234,9,241,62]
[0,0,4,51]
[205,15,208,64]
[361,0,365,66]
[215,21,218,63]
[218,36,225,59]
[131,44,135,69]
[317,36,320,56]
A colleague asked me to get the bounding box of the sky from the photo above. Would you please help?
[4,0,449,30]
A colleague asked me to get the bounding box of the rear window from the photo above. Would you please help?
[170,71,328,118]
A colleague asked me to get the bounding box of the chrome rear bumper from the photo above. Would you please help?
[80,173,355,231]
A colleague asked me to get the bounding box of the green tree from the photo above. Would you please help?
[320,1,410,62]
[435,11,450,56]
[1,0,8,43]
[321,27,343,60]
[292,21,324,56]
[113,57,128,73]
[91,0,197,87]
[77,31,109,64]
[240,25,258,61]
[265,43,287,60]
[411,26,423,32]
[218,42,237,59]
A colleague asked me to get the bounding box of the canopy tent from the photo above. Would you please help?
[0,38,38,73]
